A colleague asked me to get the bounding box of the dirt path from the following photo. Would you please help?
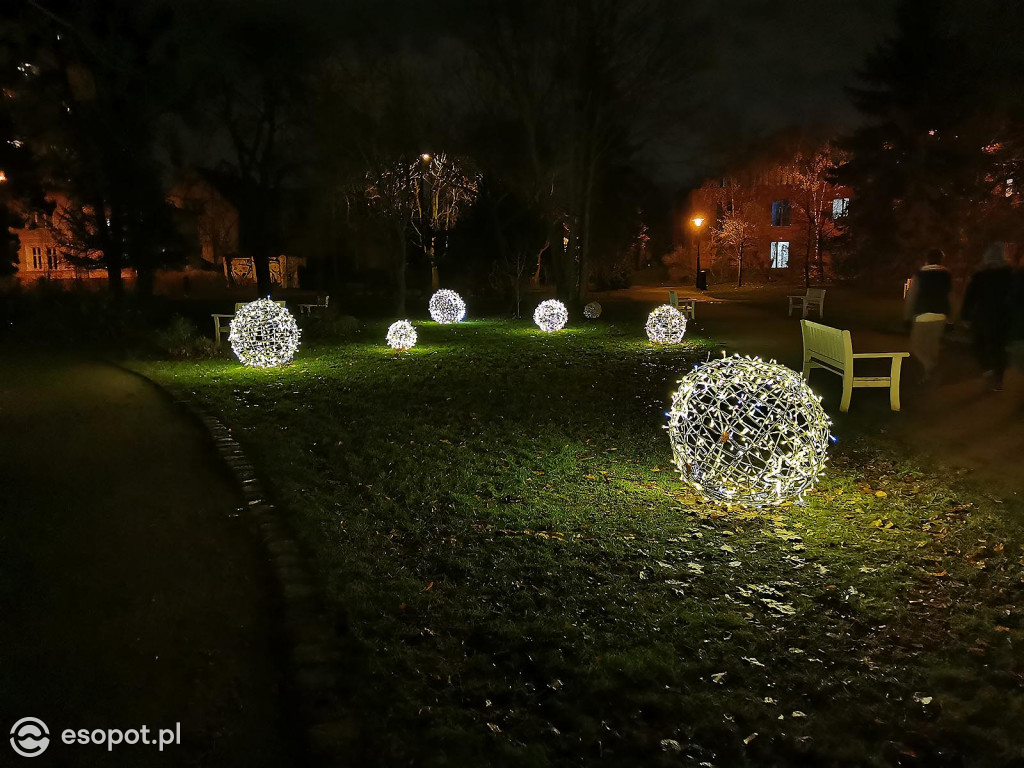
[0,356,296,766]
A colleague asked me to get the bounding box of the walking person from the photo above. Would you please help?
[961,242,1014,391]
[904,248,953,382]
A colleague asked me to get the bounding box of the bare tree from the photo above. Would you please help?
[409,153,480,290]
[787,143,849,287]
[468,0,691,305]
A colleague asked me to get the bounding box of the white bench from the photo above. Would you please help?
[212,300,286,345]
[298,294,329,315]
[788,288,826,318]
[800,320,909,412]
[668,290,696,319]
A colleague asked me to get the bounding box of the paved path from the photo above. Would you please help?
[0,357,296,766]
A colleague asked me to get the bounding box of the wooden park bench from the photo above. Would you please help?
[788,287,826,319]
[298,294,330,315]
[800,319,909,412]
[667,290,696,319]
[212,300,286,345]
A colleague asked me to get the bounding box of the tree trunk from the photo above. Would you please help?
[254,250,273,298]
[804,226,812,288]
[94,196,123,298]
[394,222,407,315]
[737,243,744,288]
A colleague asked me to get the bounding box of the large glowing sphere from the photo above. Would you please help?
[646,304,687,344]
[386,320,417,351]
[533,299,568,332]
[428,289,466,324]
[667,356,831,507]
[584,301,602,319]
[229,298,301,368]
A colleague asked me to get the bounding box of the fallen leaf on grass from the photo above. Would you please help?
[487,723,502,734]
[711,672,728,684]
[743,732,758,745]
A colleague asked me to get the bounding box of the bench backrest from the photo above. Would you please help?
[801,319,851,369]
[234,300,286,313]
[806,288,826,301]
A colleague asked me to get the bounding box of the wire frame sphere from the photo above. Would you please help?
[386,320,417,351]
[583,301,602,319]
[666,356,831,507]
[229,298,301,368]
[534,299,569,332]
[428,289,466,324]
[646,304,687,344]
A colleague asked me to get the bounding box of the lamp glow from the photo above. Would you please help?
[386,320,417,351]
[645,304,687,344]
[666,356,831,507]
[534,299,568,332]
[583,301,602,319]
[428,289,466,324]
[228,298,300,368]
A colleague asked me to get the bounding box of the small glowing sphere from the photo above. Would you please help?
[428,289,466,324]
[667,356,831,507]
[646,304,687,344]
[229,298,300,368]
[386,320,417,350]
[584,301,602,319]
[534,299,569,332]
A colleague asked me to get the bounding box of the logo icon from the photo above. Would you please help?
[10,718,49,758]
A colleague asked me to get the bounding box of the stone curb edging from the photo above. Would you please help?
[115,363,345,764]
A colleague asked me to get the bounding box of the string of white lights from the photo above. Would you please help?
[428,289,466,324]
[386,320,417,350]
[229,298,301,368]
[666,355,831,507]
[646,304,687,344]
[534,299,569,332]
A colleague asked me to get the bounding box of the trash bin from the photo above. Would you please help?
[696,270,708,291]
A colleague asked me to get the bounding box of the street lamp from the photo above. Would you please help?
[692,216,706,291]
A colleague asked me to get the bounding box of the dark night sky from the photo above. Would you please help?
[643,0,899,183]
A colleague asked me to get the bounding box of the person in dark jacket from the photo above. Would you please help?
[961,242,1014,391]
[904,248,953,381]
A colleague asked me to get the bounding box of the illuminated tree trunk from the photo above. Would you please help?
[737,243,744,288]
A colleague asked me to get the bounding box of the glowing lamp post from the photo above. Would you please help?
[692,216,706,291]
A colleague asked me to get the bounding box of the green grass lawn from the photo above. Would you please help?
[135,319,1024,767]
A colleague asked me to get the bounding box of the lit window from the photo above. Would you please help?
[832,198,850,218]
[771,199,791,227]
[771,241,789,269]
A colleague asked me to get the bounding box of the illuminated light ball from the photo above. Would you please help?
[646,304,687,344]
[428,289,466,324]
[386,319,417,351]
[666,356,832,507]
[533,299,569,332]
[583,301,602,319]
[229,298,301,368]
